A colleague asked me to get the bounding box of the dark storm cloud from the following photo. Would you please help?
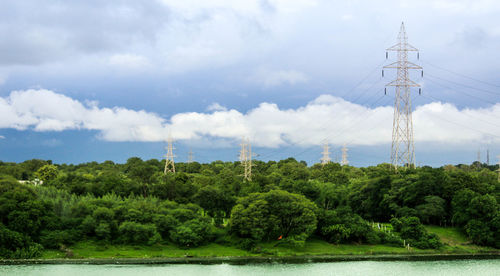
[0,0,170,65]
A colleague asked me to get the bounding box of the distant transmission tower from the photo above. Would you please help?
[477,149,481,164]
[164,135,176,174]
[384,22,422,170]
[486,149,490,165]
[320,140,331,166]
[497,155,500,182]
[187,148,194,164]
[341,144,348,166]
[239,138,255,181]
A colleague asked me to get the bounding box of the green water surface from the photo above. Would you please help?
[1,259,499,276]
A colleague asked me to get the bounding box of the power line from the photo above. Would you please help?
[292,94,393,160]
[425,76,498,106]
[422,61,500,89]
[256,89,386,160]
[420,94,500,140]
[421,93,500,130]
[425,72,500,97]
[384,22,421,170]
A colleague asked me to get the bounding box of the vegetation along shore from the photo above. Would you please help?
[0,158,498,261]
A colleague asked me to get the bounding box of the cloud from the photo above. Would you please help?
[253,68,309,87]
[0,1,170,66]
[0,89,167,141]
[1,89,500,148]
[108,54,151,70]
[0,135,4,139]
[206,103,228,112]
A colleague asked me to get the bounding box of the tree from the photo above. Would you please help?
[35,164,58,183]
[170,218,213,247]
[194,185,234,225]
[451,189,477,226]
[317,207,374,244]
[230,190,318,242]
[416,195,446,225]
[118,221,161,245]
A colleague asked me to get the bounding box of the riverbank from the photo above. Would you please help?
[1,253,499,265]
[2,227,498,264]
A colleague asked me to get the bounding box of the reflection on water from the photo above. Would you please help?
[0,260,499,276]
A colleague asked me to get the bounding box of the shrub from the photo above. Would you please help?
[170,218,213,247]
[39,230,80,249]
[393,216,442,249]
[118,221,161,245]
[390,217,402,232]
[317,207,374,244]
[11,243,44,259]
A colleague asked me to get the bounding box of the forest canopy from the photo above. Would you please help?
[0,158,498,258]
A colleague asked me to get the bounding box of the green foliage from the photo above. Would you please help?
[317,207,374,244]
[35,164,59,183]
[0,176,53,257]
[230,190,318,242]
[118,221,161,245]
[416,195,446,224]
[169,218,214,247]
[393,216,442,249]
[0,157,498,259]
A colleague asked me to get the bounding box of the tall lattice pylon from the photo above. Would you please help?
[341,143,348,166]
[384,22,422,170]
[164,135,176,174]
[320,140,331,166]
[239,138,255,181]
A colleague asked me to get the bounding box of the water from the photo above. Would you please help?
[0,260,499,276]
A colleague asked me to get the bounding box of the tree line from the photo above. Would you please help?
[0,158,498,258]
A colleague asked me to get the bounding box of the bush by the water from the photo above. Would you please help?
[390,217,442,249]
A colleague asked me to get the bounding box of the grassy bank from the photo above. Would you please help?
[38,227,498,260]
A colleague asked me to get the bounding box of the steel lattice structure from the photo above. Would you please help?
[239,138,255,181]
[384,22,422,170]
[341,143,348,166]
[187,148,194,164]
[164,135,176,174]
[320,140,331,166]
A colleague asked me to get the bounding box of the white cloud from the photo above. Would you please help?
[0,89,167,142]
[1,89,500,147]
[0,135,4,139]
[206,103,228,112]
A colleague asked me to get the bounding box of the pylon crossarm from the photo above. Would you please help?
[384,61,422,69]
[386,43,418,52]
[386,80,421,87]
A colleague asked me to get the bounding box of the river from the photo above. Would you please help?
[1,259,499,275]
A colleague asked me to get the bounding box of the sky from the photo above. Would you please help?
[1,0,500,167]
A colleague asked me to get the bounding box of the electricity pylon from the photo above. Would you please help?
[320,140,331,166]
[486,149,490,165]
[384,22,422,170]
[341,143,348,166]
[239,138,255,181]
[164,135,176,174]
[497,155,500,182]
[187,148,194,164]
